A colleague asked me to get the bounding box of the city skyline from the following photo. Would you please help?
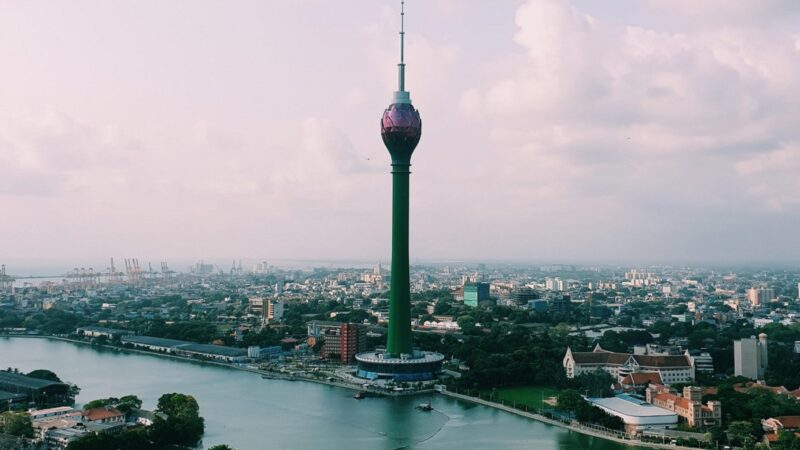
[2,0,800,263]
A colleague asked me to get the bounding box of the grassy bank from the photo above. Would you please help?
[478,386,559,409]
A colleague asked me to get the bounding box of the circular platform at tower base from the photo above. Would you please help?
[355,351,445,382]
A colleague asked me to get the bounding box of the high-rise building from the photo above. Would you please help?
[734,334,768,380]
[267,299,284,322]
[355,1,443,382]
[340,323,367,363]
[464,282,490,307]
[512,288,538,306]
[553,294,572,316]
[320,323,367,363]
[746,287,775,306]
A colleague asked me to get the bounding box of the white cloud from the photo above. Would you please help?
[463,0,800,219]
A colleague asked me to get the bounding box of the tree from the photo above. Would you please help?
[150,393,204,447]
[573,370,614,398]
[117,395,143,415]
[82,398,116,410]
[556,389,585,412]
[728,420,757,447]
[26,369,61,382]
[0,411,34,438]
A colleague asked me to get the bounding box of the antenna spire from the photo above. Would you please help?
[399,1,406,92]
[393,1,411,104]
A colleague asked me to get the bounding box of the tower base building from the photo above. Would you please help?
[356,350,444,382]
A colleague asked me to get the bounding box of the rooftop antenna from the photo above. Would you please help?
[393,1,411,104]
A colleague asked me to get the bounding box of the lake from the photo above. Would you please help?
[1,337,643,450]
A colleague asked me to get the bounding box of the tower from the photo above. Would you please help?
[382,0,421,358]
[355,1,443,382]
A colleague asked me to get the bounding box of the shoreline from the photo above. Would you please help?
[439,390,700,450]
[2,335,699,449]
[0,334,430,397]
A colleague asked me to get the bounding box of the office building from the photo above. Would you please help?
[734,334,768,380]
[747,287,775,306]
[463,282,490,307]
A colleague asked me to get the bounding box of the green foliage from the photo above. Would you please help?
[67,426,150,450]
[147,321,220,344]
[555,389,624,430]
[150,393,204,447]
[116,395,143,415]
[556,389,585,412]
[26,369,62,382]
[597,329,653,353]
[482,386,559,409]
[68,393,203,450]
[0,411,33,438]
[728,420,759,447]
[82,398,114,410]
[705,384,800,422]
[771,430,800,450]
[22,309,84,334]
[571,370,615,398]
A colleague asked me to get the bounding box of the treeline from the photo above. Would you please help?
[0,308,84,335]
[415,324,589,390]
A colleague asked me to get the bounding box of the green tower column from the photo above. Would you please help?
[386,161,413,357]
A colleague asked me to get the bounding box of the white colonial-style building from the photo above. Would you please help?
[563,345,695,385]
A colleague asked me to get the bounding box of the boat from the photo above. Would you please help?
[354,391,366,400]
[416,402,432,411]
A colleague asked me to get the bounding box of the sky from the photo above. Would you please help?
[1,0,800,270]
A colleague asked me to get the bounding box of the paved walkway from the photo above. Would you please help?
[439,389,700,450]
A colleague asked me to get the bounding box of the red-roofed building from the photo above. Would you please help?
[81,407,124,424]
[735,381,789,396]
[620,372,662,394]
[646,385,721,428]
[762,416,800,433]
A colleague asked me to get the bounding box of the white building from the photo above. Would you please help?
[685,351,714,374]
[734,334,768,380]
[545,278,565,292]
[587,394,678,433]
[563,346,695,384]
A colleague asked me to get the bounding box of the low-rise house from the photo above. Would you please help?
[620,372,663,394]
[45,427,88,450]
[28,406,76,421]
[762,416,800,433]
[81,406,124,424]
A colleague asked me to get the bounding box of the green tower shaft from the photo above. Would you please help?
[386,162,413,356]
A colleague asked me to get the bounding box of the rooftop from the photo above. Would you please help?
[179,343,247,357]
[121,335,188,348]
[588,394,678,419]
[0,371,68,390]
[77,325,132,334]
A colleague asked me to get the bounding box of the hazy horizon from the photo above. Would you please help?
[2,0,800,264]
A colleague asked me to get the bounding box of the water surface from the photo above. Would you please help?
[1,337,643,450]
